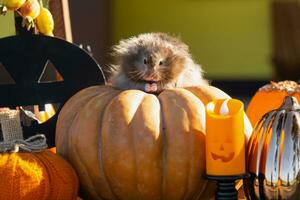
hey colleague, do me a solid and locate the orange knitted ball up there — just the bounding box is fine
[0,150,78,200]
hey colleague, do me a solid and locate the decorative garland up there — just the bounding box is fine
[0,0,54,36]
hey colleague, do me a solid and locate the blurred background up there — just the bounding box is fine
[0,0,299,99]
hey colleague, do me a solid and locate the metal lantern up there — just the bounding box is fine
[245,96,300,199]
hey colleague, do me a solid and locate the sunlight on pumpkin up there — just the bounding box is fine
[45,103,55,117]
[0,153,45,197]
[36,104,56,123]
[33,104,58,153]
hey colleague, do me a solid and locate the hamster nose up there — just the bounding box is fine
[148,64,155,69]
[145,73,159,81]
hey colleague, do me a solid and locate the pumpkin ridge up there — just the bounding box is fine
[95,90,123,200]
[157,92,167,200]
[257,112,277,174]
[133,93,164,199]
[159,89,185,199]
[247,113,267,164]
[186,89,210,200]
[185,113,193,200]
[103,90,147,199]
[68,113,99,199]
[178,89,206,199]
[104,89,167,199]
[160,88,216,200]
[185,87,212,105]
[185,91,212,200]
[185,85,230,105]
[56,86,112,159]
[131,93,150,199]
[55,86,103,159]
[88,90,121,199]
[72,90,120,200]
[158,88,206,199]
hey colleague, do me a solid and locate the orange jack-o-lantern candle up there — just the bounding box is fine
[206,99,246,176]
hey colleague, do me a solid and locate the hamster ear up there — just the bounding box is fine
[111,43,127,57]
[112,34,144,57]
[112,43,143,59]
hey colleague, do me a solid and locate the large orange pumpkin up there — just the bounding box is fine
[56,85,252,200]
[246,80,300,127]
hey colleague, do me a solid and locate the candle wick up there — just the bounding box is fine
[220,99,230,115]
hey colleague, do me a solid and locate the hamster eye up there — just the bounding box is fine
[143,58,148,64]
[159,60,163,66]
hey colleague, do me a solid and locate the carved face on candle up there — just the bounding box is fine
[210,140,235,162]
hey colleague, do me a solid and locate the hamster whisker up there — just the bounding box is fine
[128,70,145,80]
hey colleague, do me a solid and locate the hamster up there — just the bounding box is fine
[108,32,208,93]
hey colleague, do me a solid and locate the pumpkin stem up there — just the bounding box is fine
[280,96,300,110]
[259,81,299,95]
[0,109,48,152]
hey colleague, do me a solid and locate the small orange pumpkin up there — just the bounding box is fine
[56,85,252,200]
[246,80,300,127]
[0,110,79,200]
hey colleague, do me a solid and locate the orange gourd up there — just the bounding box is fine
[246,80,300,127]
[0,110,79,200]
[56,85,252,200]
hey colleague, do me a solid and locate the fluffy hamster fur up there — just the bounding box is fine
[108,32,207,93]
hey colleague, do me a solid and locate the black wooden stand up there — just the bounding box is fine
[206,174,249,200]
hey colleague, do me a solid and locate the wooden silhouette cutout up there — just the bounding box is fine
[38,60,64,83]
[0,35,105,147]
[0,62,16,85]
